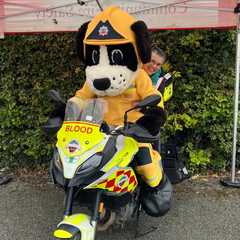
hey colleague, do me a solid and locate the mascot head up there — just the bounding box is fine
[76,6,151,96]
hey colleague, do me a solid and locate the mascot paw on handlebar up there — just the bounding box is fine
[70,5,172,218]
[137,105,167,136]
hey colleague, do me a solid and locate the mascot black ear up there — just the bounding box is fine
[131,21,151,64]
[76,21,90,62]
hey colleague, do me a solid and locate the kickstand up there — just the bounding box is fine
[134,205,158,238]
[133,188,158,238]
[135,226,158,239]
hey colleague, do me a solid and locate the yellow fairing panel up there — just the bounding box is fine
[56,121,105,157]
[102,136,138,172]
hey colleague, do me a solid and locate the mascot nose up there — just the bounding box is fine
[93,78,111,91]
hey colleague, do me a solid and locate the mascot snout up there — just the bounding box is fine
[93,78,111,90]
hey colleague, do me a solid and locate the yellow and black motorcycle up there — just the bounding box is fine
[47,91,160,240]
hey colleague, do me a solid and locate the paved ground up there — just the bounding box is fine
[0,174,240,240]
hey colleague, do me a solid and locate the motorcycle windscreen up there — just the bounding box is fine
[64,98,107,124]
[56,99,109,178]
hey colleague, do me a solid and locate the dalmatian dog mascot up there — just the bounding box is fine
[69,6,173,217]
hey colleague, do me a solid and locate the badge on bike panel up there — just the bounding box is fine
[67,140,81,153]
[117,175,128,188]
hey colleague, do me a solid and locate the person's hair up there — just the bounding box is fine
[151,46,167,62]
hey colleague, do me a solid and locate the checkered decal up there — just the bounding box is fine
[95,168,138,193]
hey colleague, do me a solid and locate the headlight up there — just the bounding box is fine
[76,153,102,175]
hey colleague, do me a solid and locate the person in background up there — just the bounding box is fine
[144,47,190,184]
[143,47,166,88]
[143,47,173,105]
[143,47,168,153]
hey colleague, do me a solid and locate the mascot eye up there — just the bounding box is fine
[92,50,99,65]
[111,49,123,64]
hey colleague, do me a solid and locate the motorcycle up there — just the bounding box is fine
[46,91,161,240]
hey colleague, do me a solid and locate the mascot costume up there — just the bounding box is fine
[69,6,173,217]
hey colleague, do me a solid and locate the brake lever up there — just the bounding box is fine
[109,128,123,136]
[100,121,126,136]
[100,121,110,134]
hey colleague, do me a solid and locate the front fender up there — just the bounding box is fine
[54,213,96,240]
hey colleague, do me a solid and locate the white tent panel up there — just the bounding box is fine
[0,0,236,35]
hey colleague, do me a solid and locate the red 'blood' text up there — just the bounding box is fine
[65,125,93,134]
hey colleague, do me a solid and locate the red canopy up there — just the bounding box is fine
[0,0,237,37]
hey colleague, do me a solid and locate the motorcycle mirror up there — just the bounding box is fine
[48,89,66,106]
[124,95,161,130]
[42,117,63,137]
[136,95,161,109]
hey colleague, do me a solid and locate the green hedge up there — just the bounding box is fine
[152,30,235,171]
[0,33,85,168]
[0,30,236,171]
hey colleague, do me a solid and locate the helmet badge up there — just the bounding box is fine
[98,25,109,36]
[87,21,124,40]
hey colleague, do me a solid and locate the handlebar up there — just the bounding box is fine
[100,122,159,143]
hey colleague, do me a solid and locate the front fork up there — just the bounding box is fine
[91,190,103,223]
[64,187,74,217]
[63,188,103,232]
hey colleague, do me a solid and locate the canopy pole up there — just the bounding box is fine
[220,3,240,188]
[231,14,240,182]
